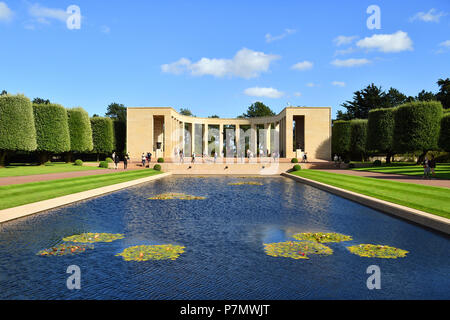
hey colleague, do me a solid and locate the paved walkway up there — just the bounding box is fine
[320,169,450,188]
[0,168,138,186]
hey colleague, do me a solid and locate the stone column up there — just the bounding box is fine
[191,122,196,156]
[264,123,271,156]
[219,123,224,157]
[203,123,208,156]
[250,123,257,155]
[235,124,240,160]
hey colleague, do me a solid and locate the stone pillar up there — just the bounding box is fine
[191,122,196,156]
[203,123,208,156]
[163,115,172,158]
[285,112,293,159]
[235,124,240,159]
[250,123,257,155]
[264,123,271,156]
[219,123,224,157]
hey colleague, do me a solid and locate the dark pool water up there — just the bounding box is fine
[0,176,449,300]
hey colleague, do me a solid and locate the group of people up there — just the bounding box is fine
[423,155,436,179]
[111,151,130,170]
[141,152,152,168]
[333,154,343,168]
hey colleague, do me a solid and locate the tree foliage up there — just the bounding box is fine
[367,108,396,161]
[393,101,443,154]
[436,78,450,109]
[67,107,93,152]
[113,120,126,154]
[350,119,368,160]
[33,103,71,156]
[91,117,114,154]
[33,97,51,105]
[105,102,127,122]
[179,108,194,116]
[439,114,450,151]
[0,94,37,165]
[241,102,275,118]
[331,120,351,157]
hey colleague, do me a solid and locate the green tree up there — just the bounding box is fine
[91,117,114,161]
[1,90,7,96]
[331,120,351,159]
[416,90,436,102]
[179,108,194,116]
[208,114,220,118]
[367,108,396,163]
[436,78,450,109]
[0,94,37,166]
[350,119,368,161]
[394,101,443,164]
[439,114,450,152]
[33,103,71,164]
[32,97,51,105]
[241,102,275,118]
[105,102,127,122]
[113,120,126,154]
[66,107,93,161]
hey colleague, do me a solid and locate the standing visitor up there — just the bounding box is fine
[114,154,120,169]
[112,151,115,163]
[429,155,436,178]
[214,151,217,163]
[303,153,308,163]
[192,152,195,163]
[123,153,129,170]
[334,154,338,167]
[148,152,152,164]
[141,153,146,167]
[423,157,430,179]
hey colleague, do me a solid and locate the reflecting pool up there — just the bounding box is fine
[0,176,448,299]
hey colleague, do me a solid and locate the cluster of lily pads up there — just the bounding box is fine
[264,232,408,260]
[37,232,186,262]
[115,244,185,261]
[148,193,206,200]
[228,181,264,186]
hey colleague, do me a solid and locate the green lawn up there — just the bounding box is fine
[291,169,450,219]
[0,169,161,210]
[0,162,104,178]
[352,163,450,179]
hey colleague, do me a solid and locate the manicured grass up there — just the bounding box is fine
[0,162,104,178]
[352,163,450,179]
[291,169,450,219]
[0,169,161,210]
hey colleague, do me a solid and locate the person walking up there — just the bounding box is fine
[334,154,338,167]
[123,153,129,170]
[423,156,430,179]
[114,154,120,169]
[141,153,146,167]
[191,152,196,163]
[429,155,436,178]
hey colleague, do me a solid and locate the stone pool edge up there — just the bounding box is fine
[0,172,172,224]
[281,172,450,235]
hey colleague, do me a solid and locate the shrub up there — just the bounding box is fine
[373,159,382,166]
[33,103,71,163]
[44,161,53,166]
[291,158,298,163]
[153,164,161,171]
[0,94,37,166]
[91,117,114,159]
[350,119,368,161]
[67,107,93,152]
[367,108,395,162]
[293,164,301,171]
[99,161,109,168]
[348,163,355,168]
[74,159,83,166]
[439,114,450,152]
[105,157,113,163]
[394,101,443,154]
[157,157,164,163]
[332,120,351,157]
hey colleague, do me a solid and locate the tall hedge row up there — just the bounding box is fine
[393,101,443,154]
[33,104,71,162]
[113,120,126,154]
[91,117,114,156]
[439,114,450,152]
[367,108,395,162]
[67,107,93,152]
[0,94,37,165]
[331,120,351,157]
[350,119,368,160]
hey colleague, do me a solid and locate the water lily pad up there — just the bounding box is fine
[263,241,333,260]
[148,193,206,200]
[37,243,94,256]
[63,233,124,243]
[292,232,352,243]
[116,244,185,261]
[228,181,264,185]
[347,244,408,258]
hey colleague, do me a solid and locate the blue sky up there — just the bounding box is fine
[0,0,449,119]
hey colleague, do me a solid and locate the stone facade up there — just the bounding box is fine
[126,106,331,161]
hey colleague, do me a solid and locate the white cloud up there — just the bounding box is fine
[334,47,356,56]
[294,92,302,97]
[332,81,346,87]
[0,2,13,22]
[333,35,358,46]
[28,3,70,24]
[291,60,313,71]
[244,87,284,98]
[306,82,319,87]
[440,40,450,47]
[410,9,447,23]
[161,48,280,79]
[356,31,413,53]
[265,28,296,43]
[101,25,110,34]
[331,58,371,67]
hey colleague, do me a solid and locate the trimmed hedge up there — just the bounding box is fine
[157,157,164,163]
[91,117,114,155]
[113,120,126,154]
[74,159,83,166]
[293,164,301,171]
[67,107,93,152]
[367,108,395,155]
[394,101,443,153]
[0,94,37,165]
[332,120,351,156]
[99,161,109,168]
[350,119,368,160]
[439,114,450,151]
[33,103,71,162]
[291,158,298,163]
[373,159,382,166]
[153,164,161,171]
